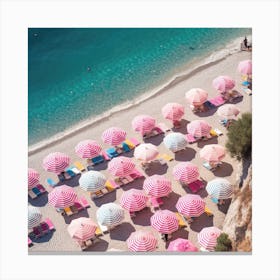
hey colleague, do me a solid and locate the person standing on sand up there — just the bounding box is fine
[243,36,248,48]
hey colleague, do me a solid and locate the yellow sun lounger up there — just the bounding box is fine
[74,161,86,172]
[205,206,213,216]
[210,129,218,137]
[175,212,188,228]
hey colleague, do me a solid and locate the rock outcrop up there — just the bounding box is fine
[223,163,252,252]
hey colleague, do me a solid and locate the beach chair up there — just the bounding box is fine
[45,218,55,231]
[33,226,43,239]
[106,147,119,159]
[64,207,73,216]
[188,180,204,193]
[213,128,223,136]
[36,184,46,194]
[73,201,84,211]
[123,139,135,149]
[203,162,214,171]
[210,129,218,137]
[92,155,104,165]
[74,161,86,172]
[105,179,120,189]
[175,212,188,228]
[95,227,103,237]
[69,166,81,175]
[211,197,219,204]
[129,137,141,146]
[32,186,41,196]
[58,173,66,182]
[63,171,71,180]
[129,169,144,180]
[80,196,90,208]
[65,168,76,178]
[47,178,57,188]
[28,189,37,199]
[205,206,213,216]
[122,142,131,152]
[97,222,109,234]
[40,221,50,233]
[186,134,196,144]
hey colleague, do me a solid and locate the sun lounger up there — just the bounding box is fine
[58,173,66,182]
[74,161,86,172]
[73,201,84,211]
[63,171,71,180]
[36,184,46,193]
[123,139,135,149]
[205,206,213,216]
[65,168,76,178]
[105,179,120,189]
[210,129,218,137]
[159,153,174,162]
[97,222,109,234]
[122,142,131,152]
[32,186,41,196]
[64,206,74,216]
[33,227,43,238]
[129,137,141,146]
[92,155,104,165]
[47,178,57,188]
[69,166,81,175]
[242,87,252,95]
[188,180,204,193]
[213,128,223,136]
[186,133,196,144]
[80,196,90,208]
[95,227,103,237]
[208,95,226,106]
[28,237,33,247]
[211,197,219,204]
[106,147,119,159]
[28,189,37,199]
[45,218,55,231]
[203,162,214,171]
[70,204,79,214]
[40,221,50,233]
[175,212,188,228]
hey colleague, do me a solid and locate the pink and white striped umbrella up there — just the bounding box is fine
[176,194,205,217]
[108,156,135,177]
[167,238,198,252]
[161,103,185,121]
[120,189,148,212]
[185,88,208,106]
[28,168,40,189]
[212,75,235,93]
[200,144,226,163]
[42,152,70,174]
[150,210,179,234]
[238,59,252,75]
[198,226,222,251]
[48,185,78,209]
[172,162,200,184]
[67,217,97,242]
[127,230,158,252]
[75,139,102,159]
[187,120,212,138]
[217,104,240,120]
[143,175,172,198]
[134,143,159,162]
[132,115,156,136]
[102,127,126,146]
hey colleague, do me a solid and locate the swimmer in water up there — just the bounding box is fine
[87,66,91,72]
[189,46,195,50]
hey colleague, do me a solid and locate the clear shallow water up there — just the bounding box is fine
[28,28,250,145]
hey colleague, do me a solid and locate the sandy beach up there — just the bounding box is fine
[28,50,252,253]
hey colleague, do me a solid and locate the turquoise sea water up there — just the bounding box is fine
[28,28,250,146]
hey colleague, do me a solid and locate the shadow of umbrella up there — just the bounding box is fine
[145,161,168,176]
[122,178,145,191]
[86,239,109,252]
[195,107,218,118]
[174,147,196,161]
[28,193,48,207]
[56,174,81,187]
[189,213,214,233]
[144,134,164,146]
[29,230,55,243]
[109,222,136,241]
[217,198,232,214]
[90,161,108,171]
[93,191,117,207]
[197,137,218,149]
[131,207,154,226]
[160,192,181,212]
[171,119,190,134]
[212,162,233,177]
[165,228,190,249]
[63,209,90,224]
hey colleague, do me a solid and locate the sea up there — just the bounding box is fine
[28,28,251,148]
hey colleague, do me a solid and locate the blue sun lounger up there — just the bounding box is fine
[122,142,131,152]
[47,178,56,187]
[92,155,104,165]
[106,148,119,159]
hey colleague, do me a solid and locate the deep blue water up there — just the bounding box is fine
[28,28,250,145]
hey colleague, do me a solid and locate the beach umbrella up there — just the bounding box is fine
[217,104,240,120]
[172,162,200,184]
[28,206,42,229]
[102,127,126,146]
[163,132,187,152]
[42,152,70,174]
[132,115,156,136]
[161,103,185,121]
[206,178,233,199]
[199,144,226,163]
[167,238,198,252]
[127,231,158,252]
[96,203,125,227]
[212,75,235,93]
[187,120,212,138]
[143,175,172,198]
[108,156,135,177]
[48,185,78,208]
[185,88,208,106]
[67,217,97,242]
[120,189,148,212]
[134,143,159,162]
[176,194,205,217]
[238,59,252,75]
[79,170,106,192]
[28,168,40,189]
[150,210,179,234]
[75,139,102,159]
[198,226,222,251]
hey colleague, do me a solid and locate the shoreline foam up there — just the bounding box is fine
[28,35,250,155]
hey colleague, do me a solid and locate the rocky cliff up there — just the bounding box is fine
[223,162,252,252]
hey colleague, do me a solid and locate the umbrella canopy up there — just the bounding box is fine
[67,217,97,242]
[143,175,172,198]
[199,144,226,163]
[127,230,158,252]
[28,168,40,189]
[150,210,179,234]
[102,127,126,146]
[238,59,252,75]
[187,120,212,138]
[42,152,70,174]
[96,203,125,227]
[161,103,185,121]
[79,171,106,192]
[198,226,222,251]
[28,206,42,229]
[120,189,148,212]
[172,162,200,184]
[217,104,240,120]
[134,143,159,162]
[206,178,233,199]
[108,156,135,177]
[163,132,187,152]
[167,238,198,252]
[212,75,235,93]
[75,139,102,159]
[176,194,205,217]
[48,185,78,208]
[185,88,208,106]
[132,115,156,136]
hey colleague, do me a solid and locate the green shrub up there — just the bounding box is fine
[215,233,233,252]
